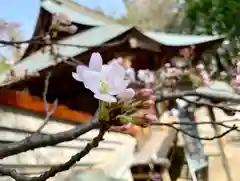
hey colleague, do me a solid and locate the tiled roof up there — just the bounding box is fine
[41,0,115,26]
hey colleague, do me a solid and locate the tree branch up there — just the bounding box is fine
[156,90,240,102]
[0,37,128,48]
[151,121,238,140]
[0,110,99,159]
[0,120,108,181]
[33,72,58,135]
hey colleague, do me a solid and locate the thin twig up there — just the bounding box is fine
[181,97,240,112]
[34,73,58,135]
[164,123,237,140]
[156,90,240,103]
[32,123,108,181]
[0,37,128,48]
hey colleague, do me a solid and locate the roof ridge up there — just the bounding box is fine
[52,0,117,24]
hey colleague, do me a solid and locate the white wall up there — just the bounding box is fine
[0,105,136,181]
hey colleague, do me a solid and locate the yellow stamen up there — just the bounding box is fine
[100,80,109,93]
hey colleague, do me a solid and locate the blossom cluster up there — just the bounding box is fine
[72,53,157,128]
[108,57,156,87]
[235,61,240,92]
[157,60,212,90]
[196,64,211,86]
[50,13,78,34]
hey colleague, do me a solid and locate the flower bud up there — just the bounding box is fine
[141,100,155,109]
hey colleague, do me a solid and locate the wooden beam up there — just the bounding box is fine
[207,107,233,181]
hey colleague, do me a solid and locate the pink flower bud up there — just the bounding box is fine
[141,100,155,108]
[139,88,153,95]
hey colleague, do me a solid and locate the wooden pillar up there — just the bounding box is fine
[162,169,172,181]
[207,107,233,181]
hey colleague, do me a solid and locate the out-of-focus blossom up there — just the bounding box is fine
[164,63,171,68]
[108,57,123,65]
[0,20,20,40]
[0,20,22,65]
[125,67,136,82]
[196,64,211,86]
[237,61,240,73]
[236,75,240,92]
[179,46,195,59]
[171,57,188,68]
[51,13,78,34]
[137,69,155,84]
[117,88,135,102]
[52,13,71,25]
[235,62,240,92]
[196,64,204,70]
[164,66,183,79]
[67,25,78,34]
[108,57,136,82]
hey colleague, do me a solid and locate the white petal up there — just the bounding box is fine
[117,88,135,101]
[89,52,103,72]
[109,79,130,95]
[72,65,87,82]
[94,93,117,103]
[106,65,128,95]
[125,68,136,82]
[108,63,125,82]
[82,70,105,93]
[76,65,87,74]
[101,64,112,74]
[137,70,146,81]
[72,72,83,82]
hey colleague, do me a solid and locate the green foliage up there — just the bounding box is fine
[183,0,240,38]
[119,0,178,31]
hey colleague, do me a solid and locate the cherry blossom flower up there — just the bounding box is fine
[125,67,136,82]
[137,69,155,84]
[171,57,187,68]
[82,64,133,102]
[51,13,78,34]
[73,52,135,103]
[68,25,78,34]
[237,61,240,73]
[235,75,240,92]
[52,13,71,25]
[196,64,211,86]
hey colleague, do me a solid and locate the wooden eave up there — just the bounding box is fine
[0,89,92,123]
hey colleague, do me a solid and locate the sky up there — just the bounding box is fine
[0,0,127,39]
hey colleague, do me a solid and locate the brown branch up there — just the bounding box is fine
[34,73,58,135]
[181,97,240,112]
[0,121,108,181]
[0,37,128,48]
[0,35,44,46]
[32,123,108,181]
[0,167,28,181]
[0,109,100,159]
[156,90,240,103]
[151,122,238,140]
